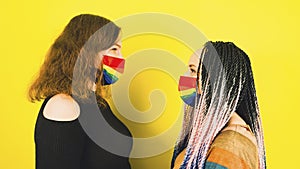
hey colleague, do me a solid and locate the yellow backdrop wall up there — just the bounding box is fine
[0,0,299,168]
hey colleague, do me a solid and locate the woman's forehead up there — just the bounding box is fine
[188,48,203,67]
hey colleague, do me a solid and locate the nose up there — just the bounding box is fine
[118,50,123,58]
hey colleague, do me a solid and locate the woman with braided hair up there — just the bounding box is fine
[172,41,266,169]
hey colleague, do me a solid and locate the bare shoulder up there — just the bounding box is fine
[43,94,80,121]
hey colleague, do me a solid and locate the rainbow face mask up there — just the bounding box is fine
[178,75,197,107]
[102,55,125,85]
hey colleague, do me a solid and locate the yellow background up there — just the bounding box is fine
[1,0,299,168]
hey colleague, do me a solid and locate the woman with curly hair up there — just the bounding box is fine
[28,14,132,169]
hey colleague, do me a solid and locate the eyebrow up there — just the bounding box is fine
[114,43,122,48]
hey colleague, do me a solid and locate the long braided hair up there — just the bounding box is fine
[177,41,266,168]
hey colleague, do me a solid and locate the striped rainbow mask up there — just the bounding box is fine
[178,75,197,107]
[102,55,125,85]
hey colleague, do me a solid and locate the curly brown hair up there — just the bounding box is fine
[28,14,121,103]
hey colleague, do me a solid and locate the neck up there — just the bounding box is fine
[227,112,247,126]
[223,112,257,145]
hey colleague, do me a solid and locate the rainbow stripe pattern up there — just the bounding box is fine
[102,55,125,85]
[178,75,197,107]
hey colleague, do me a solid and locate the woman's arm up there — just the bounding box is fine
[35,94,84,169]
[35,118,85,169]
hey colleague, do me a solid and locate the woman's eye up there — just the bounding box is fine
[111,48,118,51]
[190,69,196,73]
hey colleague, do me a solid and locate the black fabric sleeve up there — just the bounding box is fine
[35,117,86,169]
